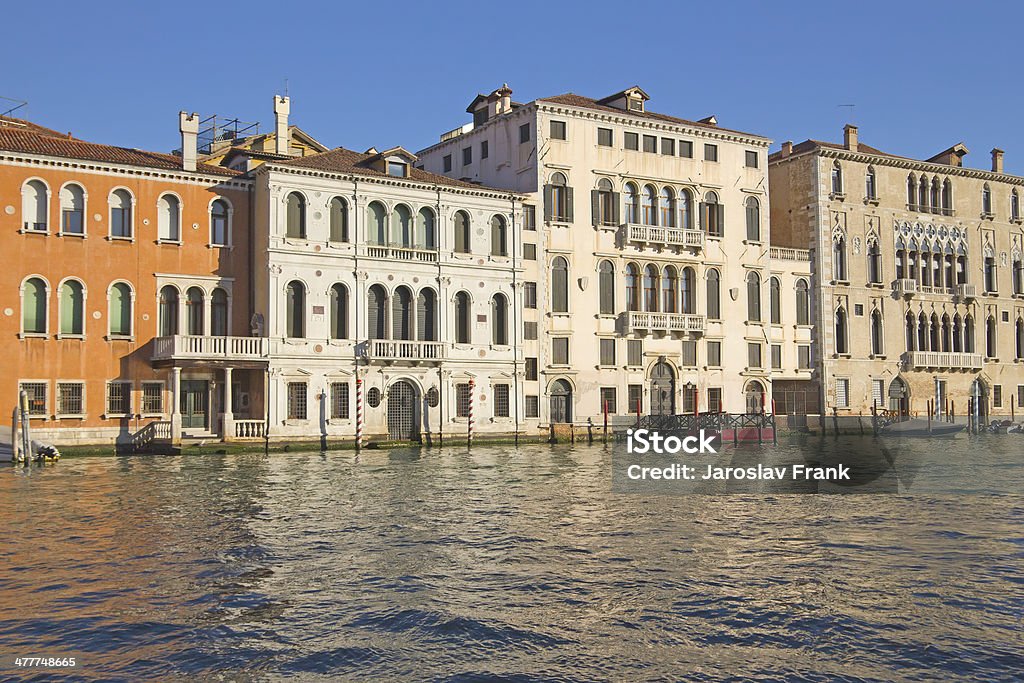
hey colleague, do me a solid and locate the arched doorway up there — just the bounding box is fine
[744,380,766,414]
[888,377,909,417]
[387,380,420,441]
[970,378,989,424]
[549,379,572,424]
[650,362,675,415]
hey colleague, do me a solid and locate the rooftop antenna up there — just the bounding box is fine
[838,103,856,119]
[1,96,28,118]
[284,78,289,98]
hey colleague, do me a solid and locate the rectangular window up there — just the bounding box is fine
[462,146,472,165]
[523,243,537,260]
[872,379,884,408]
[854,303,864,317]
[994,384,1003,408]
[524,282,537,308]
[523,205,536,230]
[835,378,850,408]
[287,382,307,420]
[661,138,675,156]
[443,155,452,172]
[745,150,759,168]
[57,381,84,416]
[747,342,763,369]
[627,339,642,367]
[798,345,812,369]
[141,382,163,414]
[519,123,531,144]
[707,341,722,367]
[682,340,697,367]
[628,384,643,414]
[704,143,719,162]
[597,128,613,147]
[771,344,782,369]
[106,381,131,416]
[331,382,350,419]
[20,381,48,417]
[550,120,567,140]
[642,135,657,153]
[552,337,569,365]
[600,387,617,414]
[525,357,538,381]
[456,383,472,417]
[708,387,723,413]
[679,140,693,158]
[481,140,489,159]
[524,321,538,340]
[525,395,539,418]
[494,384,510,418]
[1018,385,1024,407]
[624,132,639,151]
[682,385,697,414]
[599,338,615,366]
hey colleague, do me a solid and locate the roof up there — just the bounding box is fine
[275,146,514,192]
[0,115,68,138]
[537,92,768,140]
[0,127,240,177]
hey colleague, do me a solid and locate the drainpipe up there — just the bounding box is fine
[510,193,520,445]
[436,184,444,448]
[353,176,362,445]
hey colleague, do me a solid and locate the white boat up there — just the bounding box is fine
[881,419,965,438]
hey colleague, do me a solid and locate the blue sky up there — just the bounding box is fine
[4,1,1020,172]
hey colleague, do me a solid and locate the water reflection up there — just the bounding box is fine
[0,436,1022,681]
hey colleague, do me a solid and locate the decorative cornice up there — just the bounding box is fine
[263,164,523,201]
[0,152,251,189]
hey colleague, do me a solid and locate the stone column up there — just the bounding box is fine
[222,366,234,442]
[170,367,182,444]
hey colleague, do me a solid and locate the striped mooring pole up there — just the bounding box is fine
[467,378,475,448]
[355,377,364,451]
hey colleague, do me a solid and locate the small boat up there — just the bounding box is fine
[881,418,964,438]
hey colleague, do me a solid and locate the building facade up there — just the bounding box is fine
[417,85,774,423]
[770,125,1024,419]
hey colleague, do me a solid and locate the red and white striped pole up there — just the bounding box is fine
[467,378,475,448]
[355,377,364,451]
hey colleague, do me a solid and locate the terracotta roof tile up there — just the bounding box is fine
[0,115,68,138]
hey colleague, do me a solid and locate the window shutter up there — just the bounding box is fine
[565,187,574,222]
[543,185,553,222]
[612,192,620,224]
[417,292,428,341]
[716,204,725,234]
[367,289,380,340]
[698,202,706,230]
[591,190,601,226]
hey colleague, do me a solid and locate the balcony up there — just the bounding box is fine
[905,351,983,370]
[152,335,268,362]
[957,283,977,300]
[365,245,439,262]
[622,224,704,251]
[893,278,919,298]
[769,246,812,261]
[364,339,445,364]
[622,311,706,335]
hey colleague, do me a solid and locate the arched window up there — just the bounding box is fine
[393,205,413,248]
[22,179,48,232]
[490,215,508,256]
[920,242,932,287]
[548,172,572,221]
[942,179,952,213]
[625,263,640,312]
[867,238,882,284]
[210,198,230,246]
[1013,190,1021,222]
[982,184,993,216]
[905,312,916,351]
[367,284,386,340]
[956,245,968,285]
[745,196,760,241]
[110,189,133,238]
[455,291,471,344]
[330,284,348,339]
[703,192,723,237]
[833,233,847,281]
[918,176,929,210]
[895,237,907,280]
[769,276,781,324]
[186,287,204,335]
[929,313,940,352]
[285,280,305,338]
[108,282,133,337]
[659,187,675,227]
[392,286,413,340]
[746,271,761,322]
[678,189,693,229]
[417,289,437,341]
[1016,317,1024,360]
[211,288,228,336]
[931,177,941,213]
[417,207,436,249]
[367,201,387,245]
[917,312,928,352]
[598,260,615,315]
[624,182,639,224]
[932,248,943,289]
[745,380,766,414]
[865,166,877,200]
[330,197,349,242]
[595,178,617,226]
[1012,253,1023,295]
[22,277,47,334]
[642,184,657,225]
[454,210,471,253]
[831,161,843,195]
[795,279,809,325]
[984,248,997,293]
[552,256,569,313]
[158,285,179,336]
[286,192,306,238]
[986,316,997,358]
[940,314,951,352]
[871,309,884,355]
[964,314,975,353]
[835,308,849,354]
[681,267,696,314]
[59,279,84,336]
[663,266,678,313]
[157,194,181,242]
[60,183,84,235]
[907,174,917,207]
[953,314,963,352]
[643,264,659,312]
[492,293,509,345]
[706,268,721,319]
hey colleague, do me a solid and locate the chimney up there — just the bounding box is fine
[497,83,512,114]
[274,95,291,156]
[179,111,199,172]
[781,141,793,158]
[843,124,858,152]
[992,148,1004,174]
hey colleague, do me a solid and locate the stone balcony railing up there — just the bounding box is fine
[905,351,983,370]
[957,283,977,300]
[365,339,446,363]
[622,224,704,250]
[622,311,706,335]
[769,246,812,261]
[364,245,439,262]
[894,278,919,298]
[152,335,268,362]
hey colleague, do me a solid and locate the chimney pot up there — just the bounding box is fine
[992,148,1004,174]
[843,124,858,152]
[274,95,291,156]
[179,111,199,172]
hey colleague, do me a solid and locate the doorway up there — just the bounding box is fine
[387,380,419,440]
[650,362,675,415]
[180,380,209,430]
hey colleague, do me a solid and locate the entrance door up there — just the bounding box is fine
[971,378,989,424]
[888,377,909,417]
[549,379,572,424]
[387,380,419,440]
[650,362,675,416]
[181,380,209,429]
[745,380,765,414]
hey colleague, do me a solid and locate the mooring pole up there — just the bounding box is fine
[603,400,608,444]
[20,390,31,463]
[927,400,932,435]
[772,399,778,445]
[355,377,363,452]
[635,398,641,428]
[467,378,475,449]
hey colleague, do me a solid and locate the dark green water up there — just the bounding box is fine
[1,435,1022,681]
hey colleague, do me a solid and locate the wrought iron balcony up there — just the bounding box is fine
[622,311,705,335]
[905,351,983,370]
[893,278,919,298]
[152,335,268,362]
[622,223,704,250]
[365,339,445,363]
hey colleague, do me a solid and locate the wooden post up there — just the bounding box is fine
[587,418,593,444]
[20,390,31,463]
[927,400,932,434]
[771,399,778,445]
[355,377,363,452]
[635,398,641,427]
[872,401,878,436]
[11,407,19,463]
[603,399,609,444]
[951,400,955,425]
[467,379,475,448]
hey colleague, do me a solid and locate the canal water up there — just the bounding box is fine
[1,435,1022,681]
